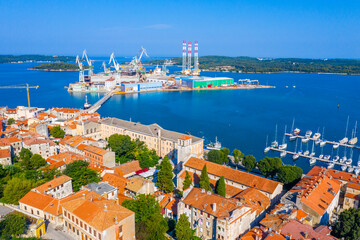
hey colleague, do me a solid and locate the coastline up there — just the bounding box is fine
[28,68,78,72]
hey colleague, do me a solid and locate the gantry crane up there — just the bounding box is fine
[0,84,39,107]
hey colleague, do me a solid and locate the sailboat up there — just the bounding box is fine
[293,138,299,160]
[346,149,353,165]
[320,127,326,147]
[313,127,321,140]
[349,121,358,145]
[309,158,316,165]
[289,119,297,141]
[341,165,347,172]
[310,140,315,157]
[304,142,310,156]
[279,126,288,150]
[280,150,287,158]
[339,116,350,145]
[271,125,279,148]
[264,135,270,153]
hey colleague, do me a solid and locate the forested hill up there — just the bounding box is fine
[31,62,80,71]
[0,55,75,64]
[148,56,360,74]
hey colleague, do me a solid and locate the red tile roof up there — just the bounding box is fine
[115,161,142,177]
[35,175,72,194]
[0,149,11,158]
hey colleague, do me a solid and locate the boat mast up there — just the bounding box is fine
[345,116,350,138]
[282,125,287,144]
[291,118,295,132]
[265,135,268,147]
[274,124,278,142]
[294,138,298,152]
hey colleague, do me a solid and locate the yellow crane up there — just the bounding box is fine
[0,84,39,107]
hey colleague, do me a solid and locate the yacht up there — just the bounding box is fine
[315,139,321,145]
[305,130,313,138]
[346,158,352,165]
[328,162,335,169]
[271,141,279,148]
[324,155,331,160]
[309,158,316,165]
[264,146,270,153]
[302,138,310,144]
[83,95,92,109]
[280,151,287,158]
[313,133,321,140]
[340,137,348,145]
[320,140,326,147]
[264,135,270,153]
[293,153,300,160]
[349,137,358,145]
[333,156,340,162]
[319,154,324,159]
[293,128,301,135]
[333,143,340,149]
[341,156,347,163]
[289,135,297,141]
[279,144,287,150]
[341,165,347,172]
[206,137,222,150]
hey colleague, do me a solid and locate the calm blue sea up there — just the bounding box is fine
[1,60,360,173]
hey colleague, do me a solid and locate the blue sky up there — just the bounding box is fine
[0,0,359,58]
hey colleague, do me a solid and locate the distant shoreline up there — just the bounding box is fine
[28,68,78,72]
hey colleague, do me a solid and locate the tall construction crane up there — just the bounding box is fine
[0,84,39,107]
[82,50,93,76]
[76,55,85,83]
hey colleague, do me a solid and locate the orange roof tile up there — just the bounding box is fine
[233,187,271,215]
[47,152,84,164]
[84,145,109,156]
[296,209,308,221]
[61,191,134,231]
[52,108,80,113]
[184,157,281,194]
[101,173,129,192]
[0,149,11,158]
[347,182,360,191]
[178,135,192,140]
[182,188,242,219]
[344,192,360,200]
[47,161,66,170]
[114,161,142,177]
[309,166,360,185]
[35,175,72,194]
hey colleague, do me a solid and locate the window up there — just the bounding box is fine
[37,210,39,215]
[24,206,27,210]
[85,224,87,231]
[81,222,83,228]
[98,233,101,240]
[89,227,92,234]
[65,221,67,227]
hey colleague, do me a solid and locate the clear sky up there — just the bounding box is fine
[0,0,359,58]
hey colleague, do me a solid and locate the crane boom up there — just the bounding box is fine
[0,84,39,107]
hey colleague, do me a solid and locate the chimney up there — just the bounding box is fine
[201,189,205,193]
[212,203,216,212]
[82,193,86,199]
[207,191,211,195]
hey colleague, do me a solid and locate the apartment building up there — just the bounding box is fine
[33,175,73,199]
[49,108,81,120]
[59,135,103,155]
[100,117,204,159]
[4,106,45,120]
[84,145,115,168]
[286,167,341,225]
[178,157,283,202]
[83,182,118,200]
[29,122,49,137]
[0,136,22,156]
[178,187,264,240]
[23,138,58,158]
[62,192,135,240]
[0,148,11,165]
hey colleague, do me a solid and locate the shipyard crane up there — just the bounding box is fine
[109,53,121,72]
[0,84,39,107]
[76,55,85,83]
[129,47,149,71]
[102,61,110,74]
[82,50,93,76]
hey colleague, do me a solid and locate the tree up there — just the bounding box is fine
[175,214,195,240]
[29,154,46,169]
[0,213,26,237]
[107,134,136,162]
[50,125,65,138]
[257,157,282,178]
[138,149,159,169]
[1,178,35,204]
[64,160,100,191]
[332,208,360,240]
[242,155,257,172]
[199,165,212,192]
[207,150,223,164]
[183,171,192,190]
[19,148,32,161]
[232,149,244,164]
[7,118,15,125]
[277,165,303,188]
[122,194,167,240]
[156,157,174,193]
[215,176,226,197]
[219,148,230,164]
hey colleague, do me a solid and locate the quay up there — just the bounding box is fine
[284,133,360,150]
[270,147,358,168]
[86,90,115,113]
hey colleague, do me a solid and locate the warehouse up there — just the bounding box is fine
[121,82,163,92]
[175,76,234,88]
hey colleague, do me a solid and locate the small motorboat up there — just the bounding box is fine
[341,165,347,172]
[309,158,316,165]
[320,140,326,147]
[304,150,310,156]
[293,128,301,135]
[347,166,354,173]
[333,156,340,162]
[315,139,321,145]
[280,151,287,158]
[319,154,324,159]
[302,138,310,143]
[333,143,340,149]
[324,155,331,160]
[355,168,360,175]
[293,153,300,160]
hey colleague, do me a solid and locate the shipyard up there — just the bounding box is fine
[67,42,273,98]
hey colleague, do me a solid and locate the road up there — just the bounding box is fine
[43,223,75,240]
[0,205,13,217]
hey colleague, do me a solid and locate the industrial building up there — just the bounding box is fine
[175,76,234,88]
[120,82,163,93]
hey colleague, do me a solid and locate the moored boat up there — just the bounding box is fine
[280,151,287,157]
[313,133,321,140]
[302,138,310,143]
[304,150,309,156]
[319,154,324,159]
[349,137,358,145]
[348,166,354,173]
[340,137,348,145]
[333,143,339,149]
[305,130,312,138]
[324,155,331,160]
[293,153,299,160]
[206,137,222,150]
[341,165,347,171]
[293,128,300,135]
[309,158,316,165]
[328,162,335,169]
[333,156,340,162]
